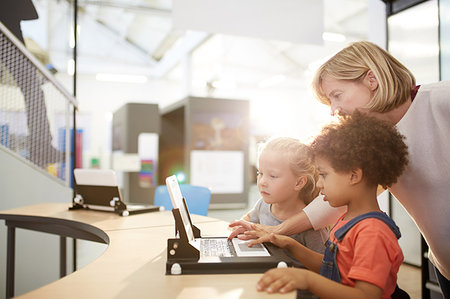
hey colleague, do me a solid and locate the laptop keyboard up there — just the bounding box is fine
[200,239,237,257]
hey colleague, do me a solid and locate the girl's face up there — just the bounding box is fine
[257,150,302,205]
[315,157,351,208]
[321,73,375,116]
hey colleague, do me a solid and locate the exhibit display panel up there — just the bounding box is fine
[112,103,160,204]
[159,97,249,208]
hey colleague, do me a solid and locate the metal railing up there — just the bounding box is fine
[0,22,77,185]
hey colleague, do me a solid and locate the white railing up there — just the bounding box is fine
[0,22,78,186]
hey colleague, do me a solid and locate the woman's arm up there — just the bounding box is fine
[240,212,314,246]
[229,196,344,243]
[302,195,346,230]
[227,210,313,241]
[243,196,344,246]
[273,210,312,235]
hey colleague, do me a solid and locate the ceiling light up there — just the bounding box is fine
[67,59,75,76]
[69,25,81,49]
[211,80,236,89]
[308,55,333,72]
[322,32,346,42]
[258,74,286,88]
[95,73,148,83]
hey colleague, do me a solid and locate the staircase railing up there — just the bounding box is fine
[0,22,78,186]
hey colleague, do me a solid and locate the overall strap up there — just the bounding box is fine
[334,211,401,241]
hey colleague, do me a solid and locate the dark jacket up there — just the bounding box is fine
[0,0,38,43]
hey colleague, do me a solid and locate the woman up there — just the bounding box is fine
[229,41,450,297]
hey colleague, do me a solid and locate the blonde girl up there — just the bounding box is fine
[239,137,328,254]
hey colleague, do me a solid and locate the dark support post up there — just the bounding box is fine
[73,238,77,272]
[421,236,430,299]
[60,236,67,278]
[72,0,78,273]
[6,225,16,299]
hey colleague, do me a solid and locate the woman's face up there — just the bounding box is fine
[321,74,375,116]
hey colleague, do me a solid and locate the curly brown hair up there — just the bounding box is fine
[310,111,409,189]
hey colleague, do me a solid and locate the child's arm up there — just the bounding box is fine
[268,234,323,273]
[257,268,382,299]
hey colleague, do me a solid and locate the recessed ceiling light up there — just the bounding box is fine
[95,73,148,83]
[322,32,346,42]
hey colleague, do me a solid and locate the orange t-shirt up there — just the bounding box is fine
[330,215,404,298]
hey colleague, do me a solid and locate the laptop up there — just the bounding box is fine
[165,175,294,274]
[73,168,160,216]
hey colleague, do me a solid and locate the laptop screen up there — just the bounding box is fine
[166,175,195,242]
[73,168,121,211]
[74,168,118,186]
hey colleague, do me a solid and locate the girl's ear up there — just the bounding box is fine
[349,168,363,185]
[364,70,378,91]
[295,176,307,191]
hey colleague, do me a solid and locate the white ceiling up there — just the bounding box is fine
[26,0,371,91]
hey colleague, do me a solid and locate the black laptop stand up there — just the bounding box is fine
[70,185,129,214]
[166,197,295,275]
[70,185,160,216]
[167,207,200,261]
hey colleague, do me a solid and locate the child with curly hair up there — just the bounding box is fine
[256,112,409,299]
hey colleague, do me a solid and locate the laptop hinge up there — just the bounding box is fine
[181,197,201,238]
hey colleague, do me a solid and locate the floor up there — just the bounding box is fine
[398,264,421,299]
[208,185,423,299]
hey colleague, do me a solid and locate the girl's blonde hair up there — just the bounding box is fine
[312,41,416,113]
[258,137,319,204]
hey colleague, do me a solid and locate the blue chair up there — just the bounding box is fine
[153,184,211,216]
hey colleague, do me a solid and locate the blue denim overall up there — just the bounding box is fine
[319,211,401,283]
[318,211,410,298]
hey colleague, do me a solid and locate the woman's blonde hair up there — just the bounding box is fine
[258,137,319,204]
[312,41,416,113]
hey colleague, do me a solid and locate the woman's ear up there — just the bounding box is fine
[295,176,307,191]
[349,168,363,185]
[364,70,378,91]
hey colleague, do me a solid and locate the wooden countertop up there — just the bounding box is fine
[0,203,295,299]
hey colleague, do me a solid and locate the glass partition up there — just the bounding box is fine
[441,0,450,80]
[388,0,439,84]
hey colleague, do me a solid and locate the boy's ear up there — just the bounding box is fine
[295,176,307,191]
[364,70,378,91]
[349,168,363,185]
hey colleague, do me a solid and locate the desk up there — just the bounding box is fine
[0,203,294,298]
